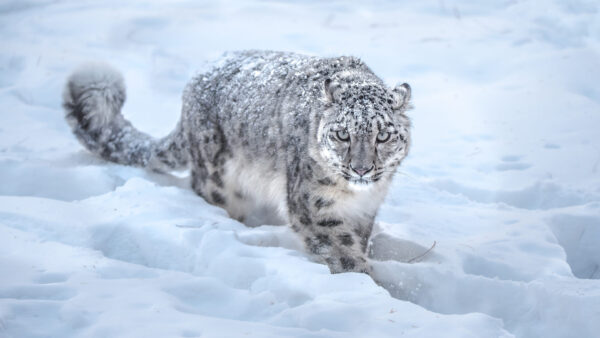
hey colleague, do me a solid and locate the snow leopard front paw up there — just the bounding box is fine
[326,255,371,274]
[302,228,373,274]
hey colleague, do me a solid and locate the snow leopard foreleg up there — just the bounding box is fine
[287,160,372,274]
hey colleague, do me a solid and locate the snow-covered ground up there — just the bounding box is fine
[1,0,599,337]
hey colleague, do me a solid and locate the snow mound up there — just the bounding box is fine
[0,178,512,337]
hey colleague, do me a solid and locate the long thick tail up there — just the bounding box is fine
[63,63,189,171]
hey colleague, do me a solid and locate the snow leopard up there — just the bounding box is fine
[63,50,412,274]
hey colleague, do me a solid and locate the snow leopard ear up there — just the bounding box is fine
[392,83,411,110]
[323,78,341,104]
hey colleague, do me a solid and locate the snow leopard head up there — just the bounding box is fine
[317,72,411,189]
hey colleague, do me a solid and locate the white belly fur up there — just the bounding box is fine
[222,155,288,226]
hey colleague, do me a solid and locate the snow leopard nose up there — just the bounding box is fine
[350,164,374,177]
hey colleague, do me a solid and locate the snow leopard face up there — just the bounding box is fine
[318,76,411,188]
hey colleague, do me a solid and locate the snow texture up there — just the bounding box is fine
[1,0,599,337]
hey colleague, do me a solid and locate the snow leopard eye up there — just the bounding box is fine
[376,131,390,143]
[336,129,350,142]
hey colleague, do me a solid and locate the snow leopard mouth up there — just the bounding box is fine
[342,172,384,186]
[342,174,374,185]
[350,178,372,184]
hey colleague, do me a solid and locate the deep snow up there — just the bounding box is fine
[1,0,599,337]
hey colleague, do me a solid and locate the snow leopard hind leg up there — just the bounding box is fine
[186,122,241,220]
[182,82,253,224]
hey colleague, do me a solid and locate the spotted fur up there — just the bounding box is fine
[62,50,412,274]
